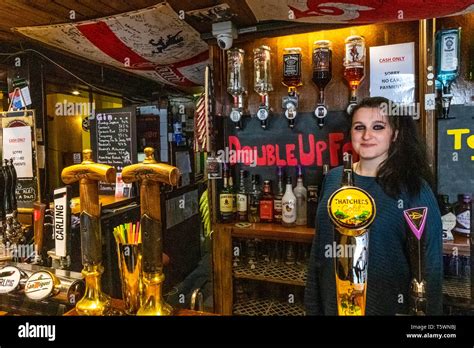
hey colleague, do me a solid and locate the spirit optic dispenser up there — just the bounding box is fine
[435,28,461,118]
[282,47,302,129]
[343,35,366,115]
[312,40,333,128]
[327,154,375,315]
[227,48,247,129]
[254,45,273,129]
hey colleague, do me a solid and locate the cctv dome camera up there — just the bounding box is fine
[217,34,233,50]
[212,21,237,51]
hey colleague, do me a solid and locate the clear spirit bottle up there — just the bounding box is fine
[294,166,307,226]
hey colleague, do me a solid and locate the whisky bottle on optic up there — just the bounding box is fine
[343,35,366,114]
[282,176,296,227]
[312,40,333,128]
[282,47,302,129]
[237,170,248,222]
[248,175,261,223]
[273,167,284,223]
[219,167,234,223]
[259,180,274,223]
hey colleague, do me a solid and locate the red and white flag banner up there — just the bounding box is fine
[246,0,474,24]
[14,2,209,88]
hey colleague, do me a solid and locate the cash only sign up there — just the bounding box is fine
[327,159,376,316]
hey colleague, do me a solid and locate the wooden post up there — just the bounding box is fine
[418,19,437,184]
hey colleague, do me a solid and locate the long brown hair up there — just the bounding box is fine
[350,97,434,198]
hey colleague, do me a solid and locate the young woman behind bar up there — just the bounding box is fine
[305,97,443,315]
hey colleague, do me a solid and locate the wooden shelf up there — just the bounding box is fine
[213,222,314,315]
[443,239,470,257]
[233,298,305,316]
[233,262,307,286]
[217,222,315,243]
[443,277,471,302]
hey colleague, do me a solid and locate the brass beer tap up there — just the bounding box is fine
[122,147,180,316]
[327,154,376,315]
[61,149,116,315]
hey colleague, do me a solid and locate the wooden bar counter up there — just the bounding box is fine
[64,298,217,316]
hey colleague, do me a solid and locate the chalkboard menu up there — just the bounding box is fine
[90,107,137,194]
[437,105,474,202]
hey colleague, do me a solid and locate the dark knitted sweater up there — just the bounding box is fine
[304,166,443,315]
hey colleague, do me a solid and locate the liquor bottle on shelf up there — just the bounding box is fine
[312,40,333,128]
[317,164,330,201]
[452,194,471,241]
[232,238,243,267]
[219,166,234,223]
[248,175,261,223]
[341,155,354,187]
[270,240,282,264]
[343,35,366,115]
[294,166,307,226]
[256,239,270,263]
[228,170,237,217]
[254,45,273,129]
[437,194,456,241]
[246,239,257,270]
[282,176,296,227]
[307,184,318,228]
[285,242,296,265]
[227,48,247,129]
[259,180,274,223]
[237,170,248,222]
[282,47,302,129]
[297,243,311,266]
[273,167,284,224]
[435,28,461,119]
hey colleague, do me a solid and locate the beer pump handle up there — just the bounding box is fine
[122,147,179,276]
[9,159,17,211]
[122,147,180,221]
[411,279,427,316]
[2,163,12,214]
[33,202,46,262]
[61,149,115,267]
[0,169,5,221]
[61,149,116,218]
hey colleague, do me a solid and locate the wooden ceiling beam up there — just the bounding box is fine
[2,2,64,24]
